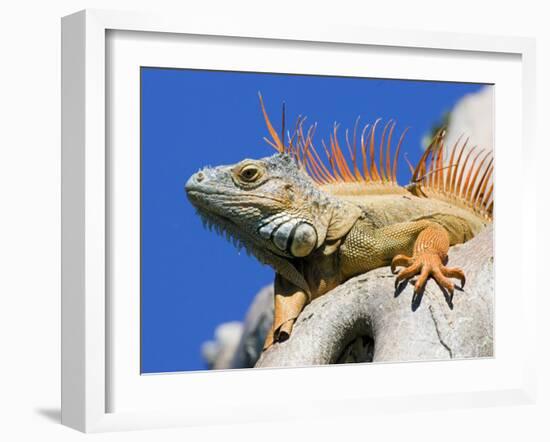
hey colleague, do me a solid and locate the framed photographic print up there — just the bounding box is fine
[61,9,537,432]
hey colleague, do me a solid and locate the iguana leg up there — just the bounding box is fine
[263,273,308,350]
[391,224,465,295]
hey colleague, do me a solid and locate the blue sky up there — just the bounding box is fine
[140,67,486,373]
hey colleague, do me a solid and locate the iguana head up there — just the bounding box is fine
[185,153,362,291]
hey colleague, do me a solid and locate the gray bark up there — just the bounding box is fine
[201,286,274,370]
[255,225,494,368]
[229,285,274,368]
[201,321,244,370]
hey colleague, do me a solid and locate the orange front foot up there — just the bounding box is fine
[391,252,465,298]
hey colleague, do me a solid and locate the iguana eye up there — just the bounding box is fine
[239,165,261,182]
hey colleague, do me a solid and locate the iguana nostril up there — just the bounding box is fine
[185,171,206,193]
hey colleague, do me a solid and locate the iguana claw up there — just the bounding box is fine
[391,252,465,296]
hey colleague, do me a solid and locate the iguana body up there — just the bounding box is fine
[185,98,493,350]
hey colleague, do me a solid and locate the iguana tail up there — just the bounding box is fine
[259,94,493,221]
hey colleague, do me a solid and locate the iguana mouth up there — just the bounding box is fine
[186,189,236,198]
[185,189,219,204]
[186,190,232,218]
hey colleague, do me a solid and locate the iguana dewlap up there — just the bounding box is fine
[185,99,493,350]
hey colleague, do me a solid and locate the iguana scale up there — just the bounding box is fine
[185,96,493,350]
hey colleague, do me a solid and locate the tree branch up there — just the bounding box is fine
[256,226,493,368]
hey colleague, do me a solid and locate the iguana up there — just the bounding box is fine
[185,96,493,350]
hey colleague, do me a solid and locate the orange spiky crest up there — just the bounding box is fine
[258,94,493,220]
[258,93,408,188]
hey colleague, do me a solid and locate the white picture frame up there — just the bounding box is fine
[61,9,537,433]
